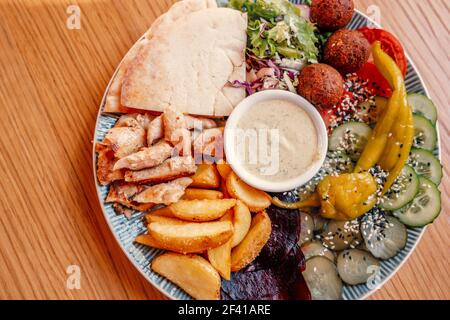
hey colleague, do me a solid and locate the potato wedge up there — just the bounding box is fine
[146,214,187,226]
[216,160,232,179]
[220,178,231,199]
[169,199,236,222]
[190,164,220,189]
[231,200,252,248]
[151,252,221,300]
[181,188,223,200]
[148,220,233,254]
[207,211,233,280]
[135,234,203,253]
[146,206,175,219]
[207,239,232,280]
[135,234,165,249]
[226,172,271,212]
[230,211,272,272]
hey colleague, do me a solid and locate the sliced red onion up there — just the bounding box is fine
[297,5,311,20]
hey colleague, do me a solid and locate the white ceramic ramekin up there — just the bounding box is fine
[224,90,328,193]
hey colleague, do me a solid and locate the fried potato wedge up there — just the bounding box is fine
[135,234,202,253]
[135,234,166,250]
[207,238,232,280]
[169,199,236,222]
[146,206,175,218]
[151,252,221,300]
[216,160,232,179]
[220,178,231,199]
[226,172,271,212]
[146,214,187,226]
[207,211,233,280]
[230,200,252,248]
[181,188,224,200]
[190,164,220,189]
[148,220,233,254]
[230,211,272,272]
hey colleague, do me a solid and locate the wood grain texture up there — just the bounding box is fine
[0,0,448,300]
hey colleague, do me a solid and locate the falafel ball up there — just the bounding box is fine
[310,0,354,30]
[297,63,344,109]
[323,29,371,74]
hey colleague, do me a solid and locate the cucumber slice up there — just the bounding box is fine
[301,241,335,263]
[393,177,441,227]
[361,215,407,260]
[408,94,437,125]
[329,122,372,161]
[380,165,419,211]
[337,249,380,285]
[408,148,443,185]
[319,220,362,251]
[322,151,354,175]
[298,212,315,246]
[413,114,437,151]
[303,256,343,300]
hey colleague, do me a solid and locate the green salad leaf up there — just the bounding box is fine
[230,0,319,62]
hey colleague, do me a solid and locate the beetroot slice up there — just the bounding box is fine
[248,206,301,271]
[221,204,310,300]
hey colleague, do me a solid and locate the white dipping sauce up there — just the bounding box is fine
[235,99,319,182]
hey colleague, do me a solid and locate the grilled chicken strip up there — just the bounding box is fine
[104,126,146,158]
[106,182,154,212]
[96,143,124,185]
[113,140,173,171]
[147,115,164,146]
[163,107,188,145]
[116,113,154,130]
[185,115,217,130]
[133,177,193,205]
[163,107,192,157]
[146,113,216,146]
[124,156,196,183]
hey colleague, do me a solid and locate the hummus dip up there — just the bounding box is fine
[234,99,319,182]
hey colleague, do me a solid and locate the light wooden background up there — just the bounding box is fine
[0,0,448,300]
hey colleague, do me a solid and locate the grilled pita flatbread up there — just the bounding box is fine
[121,7,247,116]
[104,0,218,113]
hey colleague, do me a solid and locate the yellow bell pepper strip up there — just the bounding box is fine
[271,193,320,209]
[354,134,388,173]
[378,93,409,171]
[316,173,378,221]
[354,41,405,173]
[382,107,414,194]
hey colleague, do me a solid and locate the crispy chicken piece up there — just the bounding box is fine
[96,143,124,185]
[124,156,197,183]
[185,115,217,130]
[163,107,188,145]
[106,182,154,211]
[133,177,193,205]
[163,107,192,157]
[113,140,173,171]
[147,115,164,146]
[116,113,154,130]
[103,126,146,158]
[172,129,192,158]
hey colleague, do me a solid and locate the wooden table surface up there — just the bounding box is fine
[0,0,448,300]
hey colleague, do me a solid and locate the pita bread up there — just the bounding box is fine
[121,8,247,116]
[104,0,218,113]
